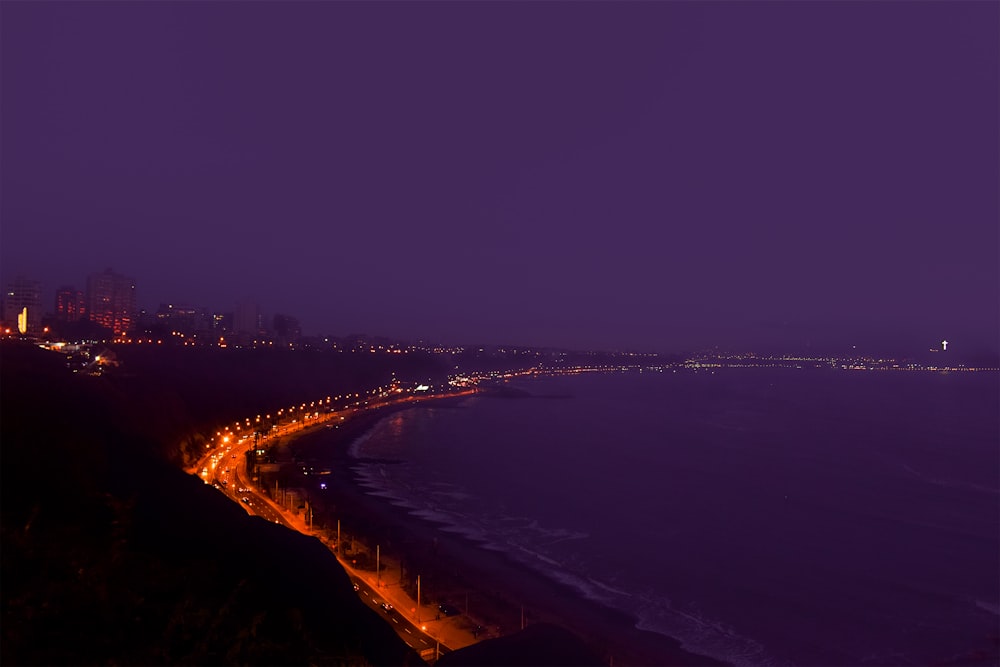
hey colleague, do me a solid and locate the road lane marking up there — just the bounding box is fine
[404,628,411,634]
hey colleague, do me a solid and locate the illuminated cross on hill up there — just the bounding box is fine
[941,340,948,351]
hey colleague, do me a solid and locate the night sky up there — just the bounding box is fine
[2,1,997,354]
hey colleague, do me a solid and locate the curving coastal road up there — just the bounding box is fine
[192,391,475,659]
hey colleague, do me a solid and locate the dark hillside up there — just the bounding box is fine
[437,624,603,667]
[107,345,453,468]
[1,342,420,665]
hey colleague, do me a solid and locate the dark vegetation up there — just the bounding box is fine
[105,345,453,469]
[1,342,430,665]
[1,342,611,665]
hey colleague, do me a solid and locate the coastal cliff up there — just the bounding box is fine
[1,343,423,665]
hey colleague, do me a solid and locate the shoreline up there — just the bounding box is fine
[284,396,726,666]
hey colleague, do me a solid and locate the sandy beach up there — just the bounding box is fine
[279,400,724,666]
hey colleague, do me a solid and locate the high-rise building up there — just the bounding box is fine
[3,276,43,333]
[234,301,260,335]
[212,312,233,333]
[55,286,87,322]
[86,269,136,336]
[155,303,210,334]
[272,313,302,344]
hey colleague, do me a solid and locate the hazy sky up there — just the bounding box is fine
[2,1,997,354]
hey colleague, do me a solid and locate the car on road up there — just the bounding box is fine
[353,582,360,591]
[380,601,393,612]
[241,497,250,504]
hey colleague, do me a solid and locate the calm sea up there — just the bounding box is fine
[348,368,999,666]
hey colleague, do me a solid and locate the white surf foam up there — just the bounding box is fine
[973,598,1000,616]
[634,598,783,667]
[901,463,1000,495]
[347,428,377,459]
[352,450,784,667]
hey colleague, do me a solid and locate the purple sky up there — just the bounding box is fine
[2,2,997,354]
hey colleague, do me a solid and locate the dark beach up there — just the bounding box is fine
[286,399,724,666]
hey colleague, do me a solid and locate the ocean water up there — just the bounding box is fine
[347,368,999,666]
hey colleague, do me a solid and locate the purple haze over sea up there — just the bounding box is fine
[345,369,999,666]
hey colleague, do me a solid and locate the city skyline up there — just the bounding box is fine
[2,2,997,355]
[0,267,986,361]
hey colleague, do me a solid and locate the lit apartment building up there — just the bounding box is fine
[55,286,87,322]
[86,269,136,336]
[3,276,43,333]
[155,303,211,334]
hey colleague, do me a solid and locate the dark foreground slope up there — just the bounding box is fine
[437,625,602,667]
[1,343,421,665]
